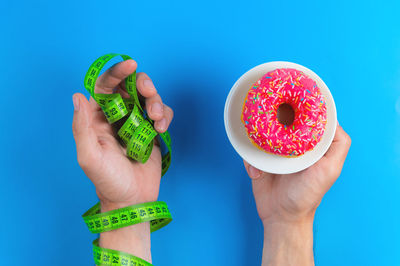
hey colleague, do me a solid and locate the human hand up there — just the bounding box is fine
[244,125,350,266]
[72,59,174,212]
[244,124,351,225]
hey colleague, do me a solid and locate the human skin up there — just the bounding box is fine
[72,59,173,263]
[244,124,351,266]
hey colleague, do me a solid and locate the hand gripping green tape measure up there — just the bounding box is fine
[82,53,173,265]
[83,53,172,173]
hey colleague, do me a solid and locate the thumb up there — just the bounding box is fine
[243,160,262,180]
[72,93,99,170]
[321,124,351,179]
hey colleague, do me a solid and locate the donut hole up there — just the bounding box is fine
[277,103,295,126]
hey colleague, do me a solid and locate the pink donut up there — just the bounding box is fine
[241,68,327,157]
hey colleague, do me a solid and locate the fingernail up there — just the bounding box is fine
[152,102,163,116]
[144,79,155,91]
[73,95,80,111]
[157,118,167,132]
[248,165,261,178]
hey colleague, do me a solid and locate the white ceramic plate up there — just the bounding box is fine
[224,62,337,174]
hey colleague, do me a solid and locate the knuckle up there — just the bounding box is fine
[340,132,352,149]
[77,150,95,170]
[345,134,352,146]
[72,122,79,139]
[136,72,148,81]
[165,105,174,118]
[339,126,351,145]
[146,94,160,104]
[77,154,88,170]
[136,72,143,79]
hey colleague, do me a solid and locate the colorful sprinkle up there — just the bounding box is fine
[241,68,327,156]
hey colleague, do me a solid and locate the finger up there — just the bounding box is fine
[145,93,164,121]
[321,124,351,176]
[243,160,262,180]
[137,72,164,120]
[154,104,174,133]
[96,59,137,93]
[72,93,101,170]
[136,72,158,98]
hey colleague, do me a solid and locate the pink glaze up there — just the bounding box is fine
[242,68,327,156]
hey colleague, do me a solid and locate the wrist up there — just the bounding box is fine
[262,217,315,266]
[101,201,139,213]
[98,187,159,212]
[261,207,316,226]
[100,198,156,213]
[99,222,152,263]
[263,217,314,237]
[99,200,153,262]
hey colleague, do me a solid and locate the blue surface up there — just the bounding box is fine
[1,0,400,265]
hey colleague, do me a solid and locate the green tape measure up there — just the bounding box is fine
[83,53,172,171]
[82,201,172,234]
[84,201,172,266]
[93,239,152,266]
[82,53,174,265]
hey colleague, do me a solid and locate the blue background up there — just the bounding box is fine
[1,0,400,265]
